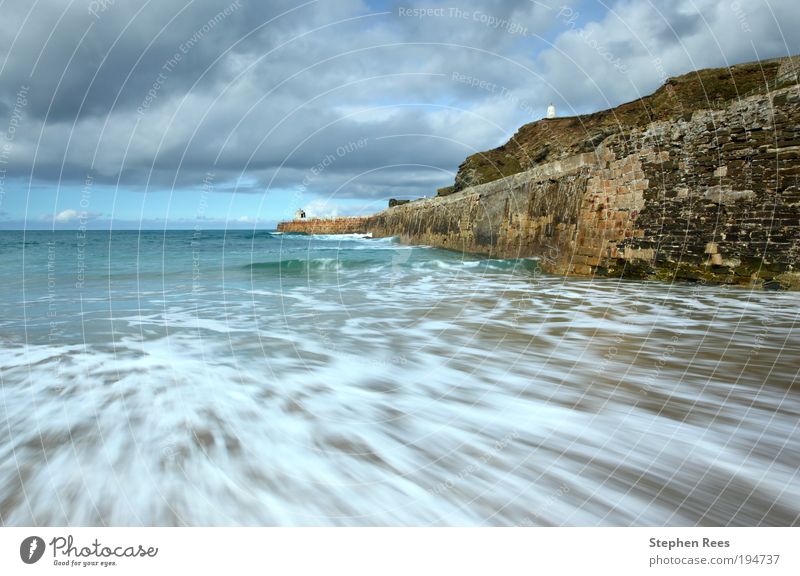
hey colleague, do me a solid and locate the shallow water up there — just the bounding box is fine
[1,230,798,525]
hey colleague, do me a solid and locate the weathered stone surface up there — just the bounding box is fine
[277,217,369,234]
[278,57,800,289]
[703,186,756,204]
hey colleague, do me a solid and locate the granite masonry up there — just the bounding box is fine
[279,57,800,289]
[277,216,371,235]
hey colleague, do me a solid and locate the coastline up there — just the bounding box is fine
[280,56,800,290]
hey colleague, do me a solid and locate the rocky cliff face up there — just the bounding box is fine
[280,56,800,289]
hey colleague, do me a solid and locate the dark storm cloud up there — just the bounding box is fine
[652,9,704,46]
[0,0,375,121]
[0,0,798,201]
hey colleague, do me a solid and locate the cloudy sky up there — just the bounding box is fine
[0,0,797,229]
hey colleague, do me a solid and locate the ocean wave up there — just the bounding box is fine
[242,254,537,276]
[244,257,367,274]
[244,231,277,240]
[409,257,540,274]
[2,230,799,526]
[273,232,368,240]
[2,295,798,526]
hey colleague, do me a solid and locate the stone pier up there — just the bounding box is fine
[277,216,370,234]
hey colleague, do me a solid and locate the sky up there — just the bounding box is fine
[0,0,797,230]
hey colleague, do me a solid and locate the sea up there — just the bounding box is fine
[0,229,798,526]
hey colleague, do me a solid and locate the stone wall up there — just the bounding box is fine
[594,84,800,287]
[364,154,599,274]
[277,217,369,234]
[277,82,800,289]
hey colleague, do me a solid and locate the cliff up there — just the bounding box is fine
[280,56,800,289]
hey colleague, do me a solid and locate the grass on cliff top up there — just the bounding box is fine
[450,57,788,193]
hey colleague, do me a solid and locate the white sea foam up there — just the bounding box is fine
[1,231,798,526]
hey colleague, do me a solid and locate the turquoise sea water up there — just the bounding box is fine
[0,230,798,525]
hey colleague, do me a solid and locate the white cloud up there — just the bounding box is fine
[538,0,800,114]
[54,209,80,223]
[50,209,99,223]
[303,199,340,218]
